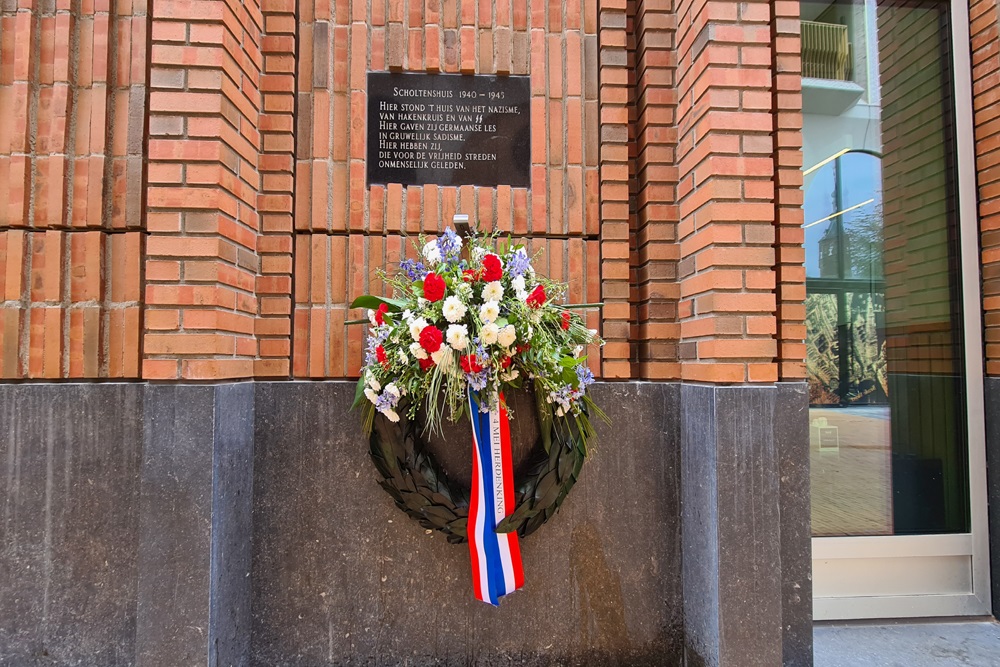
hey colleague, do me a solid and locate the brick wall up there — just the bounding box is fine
[0,0,146,378]
[0,0,812,383]
[972,0,1000,375]
[292,0,607,377]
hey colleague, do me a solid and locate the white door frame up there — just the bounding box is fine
[811,0,991,621]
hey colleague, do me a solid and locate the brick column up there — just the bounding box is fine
[674,0,778,384]
[144,0,264,380]
[599,0,633,378]
[632,0,680,379]
[256,0,297,378]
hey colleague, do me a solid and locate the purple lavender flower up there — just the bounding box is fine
[399,258,428,281]
[506,248,531,278]
[438,227,463,264]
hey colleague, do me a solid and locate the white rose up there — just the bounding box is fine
[423,240,442,264]
[431,348,453,369]
[410,342,428,360]
[500,369,519,382]
[479,300,500,324]
[409,317,428,341]
[442,295,468,323]
[446,324,469,351]
[480,322,500,345]
[498,324,516,348]
[481,281,503,302]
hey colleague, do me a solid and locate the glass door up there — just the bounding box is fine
[802,0,989,619]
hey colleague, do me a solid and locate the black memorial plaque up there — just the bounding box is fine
[367,72,530,187]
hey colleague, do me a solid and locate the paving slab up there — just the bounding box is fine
[814,620,1000,667]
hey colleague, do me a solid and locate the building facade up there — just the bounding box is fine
[0,0,998,664]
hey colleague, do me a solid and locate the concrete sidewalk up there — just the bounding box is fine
[814,620,1000,666]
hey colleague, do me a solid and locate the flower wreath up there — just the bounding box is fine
[352,224,605,603]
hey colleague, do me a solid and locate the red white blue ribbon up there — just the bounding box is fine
[467,391,524,605]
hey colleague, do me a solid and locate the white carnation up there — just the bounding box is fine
[500,369,520,382]
[511,275,526,292]
[479,300,500,324]
[409,317,428,341]
[382,408,400,422]
[397,349,408,365]
[482,281,503,302]
[364,388,378,404]
[423,240,442,264]
[384,383,400,397]
[366,374,381,391]
[498,324,516,348]
[442,295,468,323]
[410,342,428,360]
[446,324,469,350]
[480,322,500,345]
[367,309,378,326]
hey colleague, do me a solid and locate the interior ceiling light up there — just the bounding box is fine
[803,199,875,229]
[803,148,851,176]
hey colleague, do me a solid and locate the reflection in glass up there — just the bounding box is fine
[804,0,968,538]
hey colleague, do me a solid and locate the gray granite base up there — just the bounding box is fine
[680,383,812,667]
[0,381,813,666]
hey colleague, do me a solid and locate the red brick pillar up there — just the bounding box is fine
[599,0,634,378]
[144,0,264,379]
[674,0,779,383]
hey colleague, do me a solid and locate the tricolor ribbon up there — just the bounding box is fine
[467,390,524,605]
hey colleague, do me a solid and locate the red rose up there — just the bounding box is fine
[419,325,443,353]
[482,254,503,282]
[460,354,483,373]
[423,272,446,302]
[419,357,435,372]
[374,303,389,326]
[561,311,571,330]
[526,284,546,308]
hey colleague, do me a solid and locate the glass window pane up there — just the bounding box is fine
[803,0,969,537]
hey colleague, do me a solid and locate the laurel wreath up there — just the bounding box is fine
[367,397,589,544]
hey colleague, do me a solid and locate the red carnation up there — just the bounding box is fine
[500,356,512,369]
[423,272,446,302]
[419,357,435,372]
[460,354,483,373]
[374,303,389,326]
[482,254,503,282]
[561,311,572,330]
[526,284,546,308]
[375,346,389,368]
[418,325,443,353]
